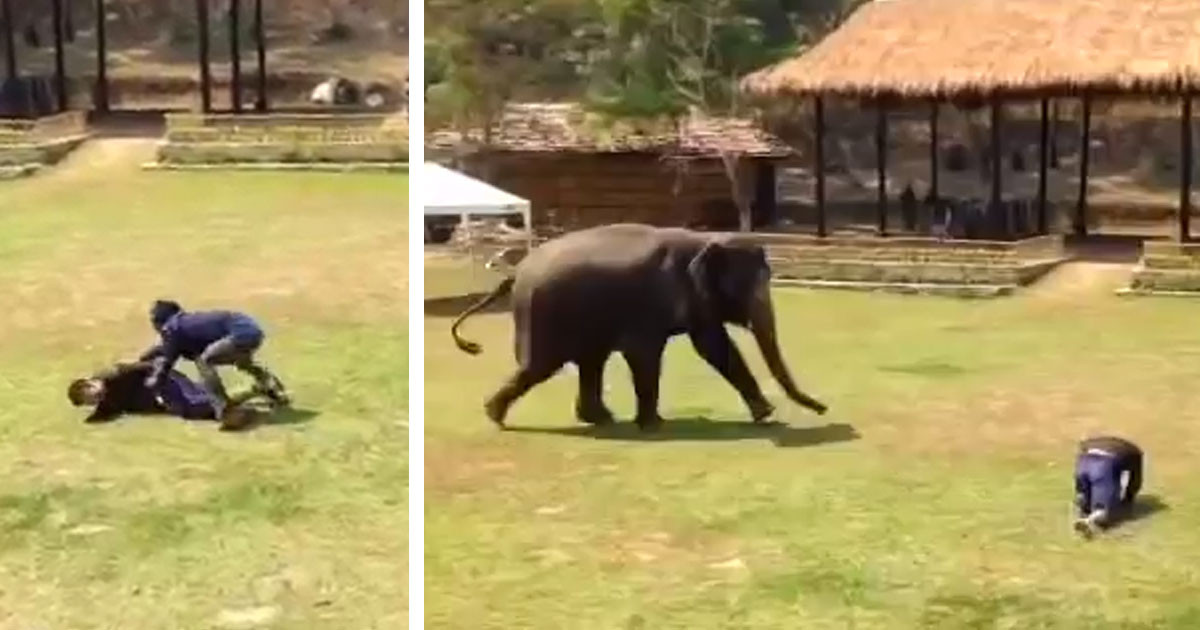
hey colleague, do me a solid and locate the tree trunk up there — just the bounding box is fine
[721,151,752,232]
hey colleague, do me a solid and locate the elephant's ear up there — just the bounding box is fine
[687,240,724,308]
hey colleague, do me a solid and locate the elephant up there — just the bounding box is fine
[450,223,828,430]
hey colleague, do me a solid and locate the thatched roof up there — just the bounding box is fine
[426,103,793,157]
[742,0,1200,100]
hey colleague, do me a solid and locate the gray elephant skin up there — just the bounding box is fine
[450,223,828,430]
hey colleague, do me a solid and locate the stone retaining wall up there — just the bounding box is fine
[0,111,90,168]
[155,113,407,167]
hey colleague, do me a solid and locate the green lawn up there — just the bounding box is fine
[425,256,1200,629]
[0,164,407,628]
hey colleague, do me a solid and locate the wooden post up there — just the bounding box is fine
[814,96,826,237]
[1,0,15,80]
[1049,99,1059,168]
[876,102,888,236]
[94,0,108,112]
[229,0,241,113]
[196,0,211,112]
[1037,97,1049,233]
[990,100,1002,214]
[1075,95,1091,236]
[254,0,266,111]
[1181,94,1193,242]
[929,100,939,202]
[52,0,67,111]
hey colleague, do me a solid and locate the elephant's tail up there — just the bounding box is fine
[451,277,515,355]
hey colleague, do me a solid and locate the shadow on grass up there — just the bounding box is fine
[1119,493,1170,526]
[230,406,320,432]
[424,292,510,318]
[506,417,860,447]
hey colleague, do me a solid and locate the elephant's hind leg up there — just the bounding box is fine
[575,352,614,425]
[485,360,563,428]
[620,339,667,431]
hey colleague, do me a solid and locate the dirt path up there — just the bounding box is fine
[45,138,158,182]
[1023,261,1132,301]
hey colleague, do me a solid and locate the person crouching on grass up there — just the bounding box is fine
[139,300,290,423]
[1073,435,1143,539]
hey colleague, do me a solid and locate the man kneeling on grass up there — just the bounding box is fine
[68,360,271,430]
[139,299,290,422]
[1073,435,1143,538]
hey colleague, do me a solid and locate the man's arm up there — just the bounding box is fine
[144,339,180,388]
[138,343,165,362]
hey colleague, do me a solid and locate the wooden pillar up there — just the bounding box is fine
[52,0,67,111]
[94,0,108,112]
[196,0,211,112]
[929,101,939,202]
[876,102,888,236]
[1180,94,1193,242]
[1,0,15,80]
[1075,95,1091,236]
[254,0,266,112]
[814,96,826,237]
[1049,100,1060,168]
[1037,97,1049,233]
[229,0,242,113]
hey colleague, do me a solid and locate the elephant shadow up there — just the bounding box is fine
[507,417,861,448]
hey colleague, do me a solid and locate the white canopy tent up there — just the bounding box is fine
[423,162,533,248]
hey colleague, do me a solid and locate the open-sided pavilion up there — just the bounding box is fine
[742,0,1200,241]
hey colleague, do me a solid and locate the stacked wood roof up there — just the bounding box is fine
[742,0,1200,100]
[427,103,793,157]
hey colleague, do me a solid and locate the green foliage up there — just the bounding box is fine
[424,0,867,132]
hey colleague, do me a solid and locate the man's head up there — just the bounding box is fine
[67,378,104,406]
[150,299,183,331]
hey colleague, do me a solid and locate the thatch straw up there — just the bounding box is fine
[741,0,1200,100]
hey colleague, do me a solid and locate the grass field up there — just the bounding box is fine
[0,154,407,629]
[425,256,1200,629]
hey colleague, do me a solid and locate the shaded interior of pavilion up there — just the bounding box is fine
[741,1,1200,259]
[0,0,272,118]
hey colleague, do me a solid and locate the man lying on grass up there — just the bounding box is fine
[1073,435,1144,539]
[68,359,274,430]
[139,299,290,422]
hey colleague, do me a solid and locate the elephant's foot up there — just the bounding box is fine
[634,414,664,432]
[484,398,509,429]
[575,402,615,426]
[748,398,776,423]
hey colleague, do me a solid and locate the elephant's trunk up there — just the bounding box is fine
[748,282,828,415]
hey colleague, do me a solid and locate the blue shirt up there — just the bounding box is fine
[140,310,263,374]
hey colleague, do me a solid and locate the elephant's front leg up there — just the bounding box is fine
[620,338,667,431]
[575,353,614,425]
[688,326,774,422]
